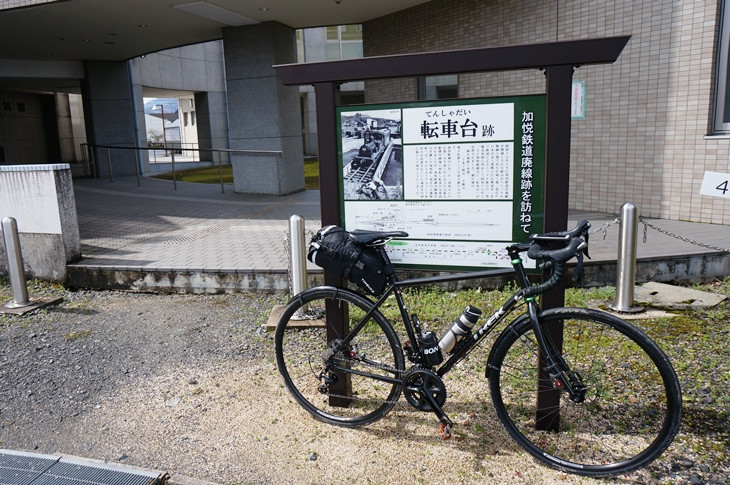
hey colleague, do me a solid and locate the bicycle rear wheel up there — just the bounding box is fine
[275,287,404,427]
[488,307,681,476]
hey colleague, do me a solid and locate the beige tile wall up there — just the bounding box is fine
[364,0,730,225]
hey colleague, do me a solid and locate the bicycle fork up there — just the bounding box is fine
[527,301,587,403]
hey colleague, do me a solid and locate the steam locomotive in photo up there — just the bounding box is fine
[349,128,391,173]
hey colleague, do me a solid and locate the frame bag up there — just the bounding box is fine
[308,225,388,296]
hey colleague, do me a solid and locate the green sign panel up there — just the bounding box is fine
[337,95,546,271]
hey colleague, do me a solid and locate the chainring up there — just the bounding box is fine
[403,368,447,412]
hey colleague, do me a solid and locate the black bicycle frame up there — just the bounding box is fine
[329,245,549,385]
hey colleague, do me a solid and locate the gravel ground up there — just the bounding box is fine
[0,283,727,484]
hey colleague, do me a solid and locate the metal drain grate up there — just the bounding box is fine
[0,450,57,484]
[0,450,162,485]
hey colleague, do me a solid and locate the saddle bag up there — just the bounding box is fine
[307,225,388,296]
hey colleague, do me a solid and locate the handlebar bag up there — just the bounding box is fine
[308,225,387,296]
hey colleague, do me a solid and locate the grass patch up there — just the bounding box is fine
[151,165,233,184]
[150,158,320,189]
[304,158,319,189]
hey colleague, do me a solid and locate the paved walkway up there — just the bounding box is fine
[73,176,320,273]
[69,175,730,291]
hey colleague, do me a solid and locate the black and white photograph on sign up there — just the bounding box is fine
[341,108,403,201]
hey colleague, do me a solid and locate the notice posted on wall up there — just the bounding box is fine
[337,95,545,270]
[700,171,730,199]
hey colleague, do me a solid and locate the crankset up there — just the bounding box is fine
[403,368,447,412]
[403,368,454,439]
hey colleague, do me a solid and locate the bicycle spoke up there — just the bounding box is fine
[490,308,681,475]
[276,288,404,426]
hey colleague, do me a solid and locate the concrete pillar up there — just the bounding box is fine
[299,29,326,156]
[223,22,304,195]
[195,91,229,163]
[55,93,76,162]
[81,61,140,178]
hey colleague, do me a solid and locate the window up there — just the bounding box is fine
[714,0,730,133]
[191,111,196,126]
[418,75,459,100]
[325,25,363,61]
[183,112,189,126]
[296,29,305,62]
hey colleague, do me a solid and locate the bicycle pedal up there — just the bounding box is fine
[439,422,452,440]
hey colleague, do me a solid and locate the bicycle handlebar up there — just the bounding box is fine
[522,260,567,298]
[527,236,587,264]
[517,220,591,298]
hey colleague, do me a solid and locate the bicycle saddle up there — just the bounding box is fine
[349,230,409,246]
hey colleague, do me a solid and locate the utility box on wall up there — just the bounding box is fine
[0,164,81,281]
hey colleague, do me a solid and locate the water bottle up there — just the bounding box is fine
[438,305,482,354]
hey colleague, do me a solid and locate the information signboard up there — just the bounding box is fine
[337,95,545,270]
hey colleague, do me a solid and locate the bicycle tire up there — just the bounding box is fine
[488,307,681,476]
[275,286,405,427]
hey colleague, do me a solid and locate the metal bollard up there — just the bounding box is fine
[1,217,31,308]
[608,203,643,313]
[289,215,307,297]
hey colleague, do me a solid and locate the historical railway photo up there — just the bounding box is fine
[341,110,403,200]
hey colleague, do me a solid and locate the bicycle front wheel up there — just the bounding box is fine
[488,307,681,476]
[275,287,404,427]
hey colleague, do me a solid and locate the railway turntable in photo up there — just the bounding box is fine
[343,128,402,200]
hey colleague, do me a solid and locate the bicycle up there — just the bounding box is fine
[274,220,682,477]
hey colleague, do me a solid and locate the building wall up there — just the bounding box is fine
[179,96,199,149]
[130,41,229,167]
[132,42,227,94]
[364,0,730,225]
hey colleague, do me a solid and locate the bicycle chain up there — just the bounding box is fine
[319,389,405,406]
[318,355,408,406]
[328,354,404,378]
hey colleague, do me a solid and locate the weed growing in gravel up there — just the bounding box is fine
[64,329,93,341]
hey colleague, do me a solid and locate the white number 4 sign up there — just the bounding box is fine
[700,171,730,199]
